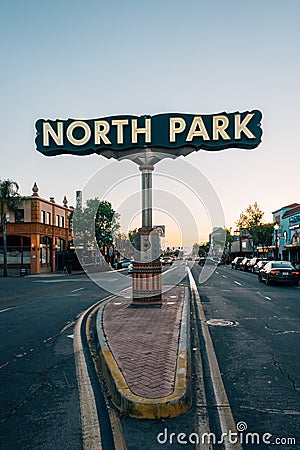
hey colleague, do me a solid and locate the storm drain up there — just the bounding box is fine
[206,319,239,327]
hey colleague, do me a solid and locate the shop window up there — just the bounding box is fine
[15,209,24,223]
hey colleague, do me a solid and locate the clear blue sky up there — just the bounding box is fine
[1,1,300,243]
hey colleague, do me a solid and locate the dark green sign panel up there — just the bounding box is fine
[35,110,262,159]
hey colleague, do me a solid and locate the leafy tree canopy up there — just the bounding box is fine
[236,202,273,247]
[0,179,22,219]
[73,198,120,248]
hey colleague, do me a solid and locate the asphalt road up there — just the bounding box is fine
[0,273,109,450]
[2,261,299,449]
[192,262,300,449]
[0,264,188,450]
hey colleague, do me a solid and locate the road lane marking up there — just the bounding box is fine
[0,307,17,314]
[215,271,219,274]
[33,279,88,283]
[188,269,242,450]
[222,275,228,279]
[71,287,85,293]
[234,281,242,286]
[265,296,272,300]
[74,304,102,449]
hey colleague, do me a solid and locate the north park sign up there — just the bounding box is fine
[35,110,262,159]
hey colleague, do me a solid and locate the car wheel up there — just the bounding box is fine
[293,281,299,287]
[258,275,262,282]
[265,276,271,285]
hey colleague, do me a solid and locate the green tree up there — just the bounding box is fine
[0,179,22,276]
[128,228,138,247]
[236,202,272,251]
[198,241,210,257]
[73,198,120,249]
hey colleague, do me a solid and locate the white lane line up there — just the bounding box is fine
[74,305,102,448]
[0,307,16,314]
[222,275,228,279]
[265,296,272,300]
[234,281,242,286]
[188,269,242,450]
[215,271,219,274]
[70,287,85,293]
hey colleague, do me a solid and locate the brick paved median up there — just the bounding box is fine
[102,285,185,399]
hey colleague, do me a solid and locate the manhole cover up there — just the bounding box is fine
[206,319,239,327]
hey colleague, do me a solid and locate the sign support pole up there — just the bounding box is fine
[140,164,153,228]
[132,161,162,305]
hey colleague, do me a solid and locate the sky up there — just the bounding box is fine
[1,0,300,246]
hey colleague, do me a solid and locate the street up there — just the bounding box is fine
[0,262,299,449]
[0,274,108,449]
[191,261,300,448]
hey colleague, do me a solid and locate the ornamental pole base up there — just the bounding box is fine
[132,227,162,304]
[132,261,162,304]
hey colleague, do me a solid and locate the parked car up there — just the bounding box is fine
[160,256,173,265]
[258,261,300,286]
[113,259,132,269]
[231,256,244,270]
[253,260,269,274]
[247,257,262,272]
[239,257,251,271]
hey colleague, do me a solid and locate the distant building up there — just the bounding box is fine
[209,227,226,256]
[272,203,300,262]
[0,183,72,275]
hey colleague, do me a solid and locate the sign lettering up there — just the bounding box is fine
[35,111,262,159]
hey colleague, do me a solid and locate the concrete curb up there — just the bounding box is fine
[95,287,191,419]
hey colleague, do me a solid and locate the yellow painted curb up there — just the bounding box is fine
[96,287,191,419]
[98,346,191,419]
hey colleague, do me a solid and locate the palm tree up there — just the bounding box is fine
[0,179,22,276]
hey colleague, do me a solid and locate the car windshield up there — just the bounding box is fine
[272,263,293,269]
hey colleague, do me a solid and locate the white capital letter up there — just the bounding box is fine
[170,118,186,142]
[94,120,111,145]
[112,119,129,144]
[186,116,210,141]
[213,115,230,140]
[235,113,255,139]
[43,122,63,146]
[131,118,151,144]
[67,121,91,146]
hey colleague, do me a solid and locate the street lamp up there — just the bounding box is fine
[274,223,279,260]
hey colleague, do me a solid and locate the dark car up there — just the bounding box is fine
[258,261,300,286]
[160,257,173,265]
[231,256,244,270]
[113,259,132,269]
[253,259,269,274]
[239,257,251,271]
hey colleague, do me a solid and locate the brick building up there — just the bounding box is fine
[0,183,72,275]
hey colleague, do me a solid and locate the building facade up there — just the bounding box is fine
[0,183,72,275]
[272,203,300,262]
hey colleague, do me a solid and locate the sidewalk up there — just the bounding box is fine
[96,284,191,419]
